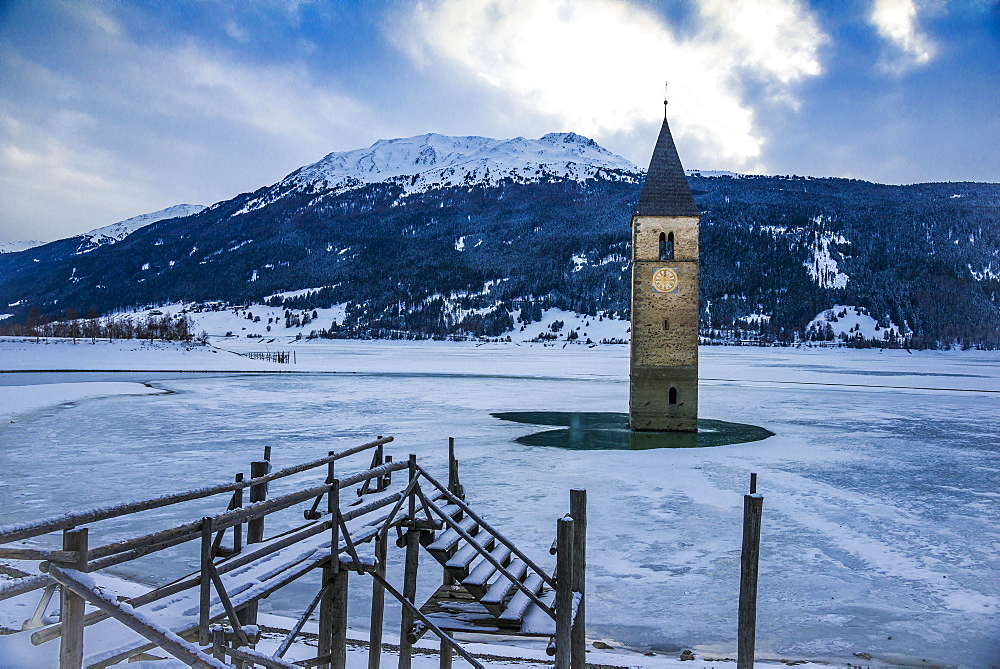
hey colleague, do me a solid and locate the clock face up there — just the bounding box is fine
[651,267,679,293]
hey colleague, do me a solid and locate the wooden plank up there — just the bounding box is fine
[445,538,490,572]
[0,573,53,602]
[84,531,339,667]
[498,574,544,624]
[738,493,764,669]
[35,496,390,649]
[426,516,478,554]
[32,572,200,645]
[0,548,78,561]
[417,585,555,637]
[479,559,526,609]
[462,544,511,591]
[224,645,300,669]
[48,565,226,669]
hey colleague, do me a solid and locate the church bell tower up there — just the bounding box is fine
[629,100,700,432]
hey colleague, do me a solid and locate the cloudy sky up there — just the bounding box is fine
[1,0,997,243]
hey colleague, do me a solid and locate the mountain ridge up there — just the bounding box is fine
[1,132,997,348]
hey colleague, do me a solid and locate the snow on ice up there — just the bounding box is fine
[0,340,997,666]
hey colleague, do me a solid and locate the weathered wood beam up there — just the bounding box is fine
[59,528,87,669]
[554,517,574,669]
[738,487,764,669]
[48,564,226,669]
[570,489,587,669]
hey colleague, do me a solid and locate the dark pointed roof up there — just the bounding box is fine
[634,117,700,217]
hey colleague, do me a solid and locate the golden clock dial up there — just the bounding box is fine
[651,267,679,293]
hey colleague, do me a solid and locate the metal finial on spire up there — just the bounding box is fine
[663,81,669,119]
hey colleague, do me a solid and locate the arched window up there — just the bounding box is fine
[658,232,667,260]
[668,387,678,404]
[667,232,675,260]
[663,318,670,331]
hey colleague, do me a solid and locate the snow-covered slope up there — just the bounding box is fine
[74,204,205,254]
[0,240,43,254]
[236,132,639,215]
[806,304,906,343]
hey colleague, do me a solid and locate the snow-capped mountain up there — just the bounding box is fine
[0,240,43,254]
[235,132,638,215]
[74,204,206,254]
[0,129,997,349]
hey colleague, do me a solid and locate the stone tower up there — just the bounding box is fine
[629,109,700,432]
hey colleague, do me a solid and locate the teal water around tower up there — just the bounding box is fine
[492,411,774,450]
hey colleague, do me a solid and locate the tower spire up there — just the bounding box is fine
[663,81,668,120]
[635,93,699,218]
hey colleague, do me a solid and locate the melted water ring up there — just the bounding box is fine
[491,412,774,450]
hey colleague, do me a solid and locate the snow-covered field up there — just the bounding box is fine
[0,339,997,667]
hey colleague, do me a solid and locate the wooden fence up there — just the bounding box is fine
[241,351,294,364]
[0,437,586,669]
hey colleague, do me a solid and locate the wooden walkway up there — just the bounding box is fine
[0,437,587,669]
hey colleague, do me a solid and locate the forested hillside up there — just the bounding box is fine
[2,169,997,348]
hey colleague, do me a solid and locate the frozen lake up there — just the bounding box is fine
[1,342,998,665]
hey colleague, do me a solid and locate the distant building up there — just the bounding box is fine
[629,109,700,432]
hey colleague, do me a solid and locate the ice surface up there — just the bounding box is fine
[0,343,997,665]
[0,381,167,422]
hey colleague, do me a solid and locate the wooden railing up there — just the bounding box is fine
[0,436,587,669]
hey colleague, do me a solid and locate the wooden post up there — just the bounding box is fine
[319,454,338,669]
[59,528,87,669]
[441,439,454,669]
[554,516,574,669]
[441,446,455,666]
[199,518,213,646]
[569,490,587,669]
[374,442,385,492]
[447,438,456,494]
[233,472,244,554]
[447,438,462,499]
[439,636,453,669]
[212,625,226,662]
[241,460,269,628]
[443,444,457,591]
[330,567,349,669]
[398,454,419,669]
[368,530,388,669]
[738,477,764,669]
[382,455,393,491]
